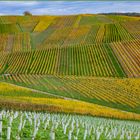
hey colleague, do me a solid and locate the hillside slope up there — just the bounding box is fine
[1,82,140,120]
[0,14,140,119]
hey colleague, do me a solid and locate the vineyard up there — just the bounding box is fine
[0,74,140,114]
[1,82,140,120]
[0,15,139,77]
[0,110,140,140]
[0,14,140,139]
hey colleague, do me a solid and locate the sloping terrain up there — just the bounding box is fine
[0,14,140,120]
[1,82,140,120]
[1,75,140,114]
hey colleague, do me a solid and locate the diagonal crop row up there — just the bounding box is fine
[111,40,140,77]
[1,74,140,113]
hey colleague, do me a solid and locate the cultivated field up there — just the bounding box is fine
[0,110,140,140]
[0,14,140,139]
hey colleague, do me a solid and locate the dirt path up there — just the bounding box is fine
[0,80,78,101]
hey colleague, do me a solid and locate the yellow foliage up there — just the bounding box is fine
[34,21,51,32]
[0,82,29,92]
[1,95,140,121]
[0,81,140,121]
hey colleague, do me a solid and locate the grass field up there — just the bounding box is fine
[0,14,140,123]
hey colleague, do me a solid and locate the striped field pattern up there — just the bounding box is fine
[0,14,140,120]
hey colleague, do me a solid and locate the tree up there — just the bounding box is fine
[23,11,32,16]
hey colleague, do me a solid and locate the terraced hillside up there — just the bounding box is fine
[0,14,140,120]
